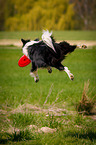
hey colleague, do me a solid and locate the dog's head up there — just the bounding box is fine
[21,39,30,47]
[21,38,40,57]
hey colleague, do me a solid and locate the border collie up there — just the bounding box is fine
[21,30,86,82]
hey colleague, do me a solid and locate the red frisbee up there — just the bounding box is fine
[18,55,31,67]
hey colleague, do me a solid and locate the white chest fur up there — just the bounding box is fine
[22,41,39,58]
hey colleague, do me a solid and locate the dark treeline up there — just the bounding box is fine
[0,0,96,31]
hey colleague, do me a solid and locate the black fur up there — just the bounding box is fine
[21,39,30,47]
[21,38,77,77]
[26,41,75,70]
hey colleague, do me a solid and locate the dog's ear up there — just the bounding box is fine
[21,39,26,45]
[21,39,30,46]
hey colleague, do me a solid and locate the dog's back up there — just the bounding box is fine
[27,40,76,68]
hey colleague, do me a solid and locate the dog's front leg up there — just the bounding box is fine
[30,62,39,82]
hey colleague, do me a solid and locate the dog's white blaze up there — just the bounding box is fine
[22,41,40,58]
[42,30,56,52]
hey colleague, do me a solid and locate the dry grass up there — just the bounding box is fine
[76,80,95,115]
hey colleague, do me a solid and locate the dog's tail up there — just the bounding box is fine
[59,41,87,55]
[59,41,77,55]
[42,30,56,52]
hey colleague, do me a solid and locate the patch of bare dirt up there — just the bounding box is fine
[0,102,96,135]
[38,127,56,133]
[6,125,56,134]
[25,125,56,133]
[0,39,96,47]
[0,39,21,47]
[65,40,96,47]
[10,103,67,117]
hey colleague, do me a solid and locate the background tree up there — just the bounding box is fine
[0,0,96,31]
[5,0,76,31]
[71,0,96,30]
[0,0,6,30]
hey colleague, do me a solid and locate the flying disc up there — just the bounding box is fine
[18,55,31,67]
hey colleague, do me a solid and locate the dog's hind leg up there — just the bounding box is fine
[30,70,39,82]
[55,64,74,80]
[64,67,74,80]
[30,62,39,82]
[47,66,52,73]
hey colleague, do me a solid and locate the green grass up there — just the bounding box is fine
[0,47,96,107]
[0,30,96,40]
[0,46,96,144]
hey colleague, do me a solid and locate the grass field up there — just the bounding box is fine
[0,30,96,40]
[0,31,96,144]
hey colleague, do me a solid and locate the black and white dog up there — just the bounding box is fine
[21,30,86,82]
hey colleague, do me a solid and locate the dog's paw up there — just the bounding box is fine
[48,68,52,73]
[70,73,74,81]
[35,78,39,83]
[82,45,87,49]
[34,75,39,83]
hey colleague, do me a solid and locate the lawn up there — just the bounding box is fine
[0,30,96,40]
[0,44,96,144]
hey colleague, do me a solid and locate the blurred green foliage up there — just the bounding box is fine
[0,0,96,31]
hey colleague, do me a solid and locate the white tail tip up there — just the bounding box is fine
[42,30,56,52]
